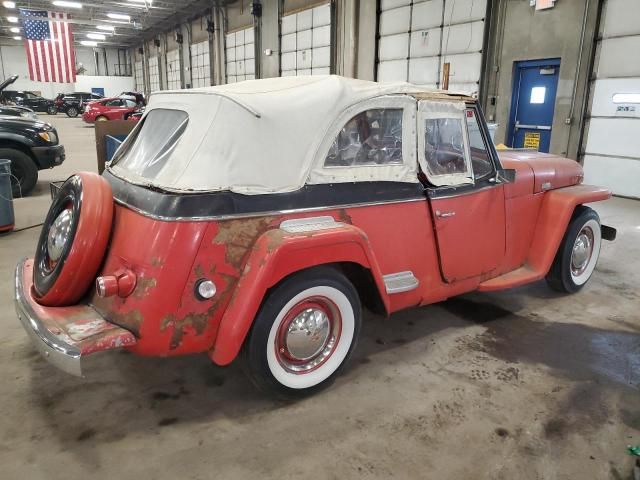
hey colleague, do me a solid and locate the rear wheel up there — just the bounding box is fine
[244,267,362,398]
[546,206,602,293]
[0,148,38,197]
[66,106,78,118]
[46,105,57,115]
[95,115,108,122]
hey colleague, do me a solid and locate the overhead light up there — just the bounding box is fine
[127,0,152,3]
[612,93,640,104]
[3,1,16,8]
[107,13,130,21]
[87,33,106,40]
[7,16,18,23]
[52,1,83,8]
[13,35,21,40]
[97,25,115,31]
[10,27,19,33]
[80,40,98,46]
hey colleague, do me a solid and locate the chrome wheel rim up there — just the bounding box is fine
[276,297,342,374]
[46,208,73,263]
[571,226,594,277]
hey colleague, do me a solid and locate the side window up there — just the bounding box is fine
[125,99,137,108]
[105,99,122,107]
[465,109,494,180]
[423,117,470,178]
[324,108,403,167]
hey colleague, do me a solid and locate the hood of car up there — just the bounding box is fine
[0,75,18,93]
[0,116,48,129]
[498,150,584,194]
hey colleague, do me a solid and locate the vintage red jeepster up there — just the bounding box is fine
[15,76,616,397]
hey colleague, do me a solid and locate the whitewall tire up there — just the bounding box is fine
[547,206,602,293]
[245,267,361,398]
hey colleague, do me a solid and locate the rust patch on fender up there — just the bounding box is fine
[213,216,275,267]
[132,276,157,299]
[91,297,144,336]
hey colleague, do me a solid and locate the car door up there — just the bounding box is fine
[418,100,506,283]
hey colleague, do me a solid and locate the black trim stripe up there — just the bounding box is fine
[104,170,426,220]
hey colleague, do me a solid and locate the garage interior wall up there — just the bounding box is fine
[281,2,331,76]
[377,0,487,94]
[582,0,640,199]
[482,0,599,158]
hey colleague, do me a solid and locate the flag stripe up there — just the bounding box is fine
[22,9,75,83]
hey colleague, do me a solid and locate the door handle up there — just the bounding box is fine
[435,210,456,218]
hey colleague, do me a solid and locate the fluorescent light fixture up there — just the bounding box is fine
[97,25,115,31]
[52,1,83,8]
[80,40,98,46]
[10,27,19,33]
[127,0,152,3]
[87,33,106,40]
[107,12,130,21]
[7,16,18,22]
[612,93,640,104]
[3,1,16,8]
[13,35,21,40]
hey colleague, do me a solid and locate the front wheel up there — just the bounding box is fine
[244,267,362,398]
[0,148,38,197]
[46,105,57,115]
[546,206,602,293]
[66,106,78,118]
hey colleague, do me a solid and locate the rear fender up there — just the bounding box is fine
[527,184,611,273]
[209,223,389,366]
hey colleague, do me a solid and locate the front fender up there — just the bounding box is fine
[527,184,611,273]
[209,223,389,366]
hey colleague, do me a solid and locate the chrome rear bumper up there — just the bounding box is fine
[14,258,136,377]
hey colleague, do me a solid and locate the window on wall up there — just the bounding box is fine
[134,60,144,92]
[190,40,211,88]
[166,49,181,90]
[281,3,331,76]
[148,56,160,92]
[225,27,255,83]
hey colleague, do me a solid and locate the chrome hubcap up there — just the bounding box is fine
[276,298,342,374]
[285,308,331,361]
[571,227,594,277]
[47,208,73,262]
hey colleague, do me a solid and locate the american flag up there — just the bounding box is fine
[20,9,76,83]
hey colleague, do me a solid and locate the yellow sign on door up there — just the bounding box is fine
[523,132,541,150]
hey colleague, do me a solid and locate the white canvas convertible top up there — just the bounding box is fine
[109,75,472,194]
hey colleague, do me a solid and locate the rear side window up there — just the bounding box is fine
[111,109,188,179]
[324,108,403,167]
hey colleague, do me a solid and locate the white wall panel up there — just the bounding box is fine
[597,37,640,78]
[410,29,442,58]
[190,40,210,88]
[377,0,486,93]
[583,154,640,198]
[280,3,331,76]
[590,78,640,117]
[379,34,409,61]
[411,1,443,30]
[226,26,254,83]
[600,0,640,38]
[583,0,640,197]
[381,0,410,9]
[166,49,181,89]
[148,56,160,92]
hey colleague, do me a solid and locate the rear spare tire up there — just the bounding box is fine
[0,148,38,197]
[33,172,113,306]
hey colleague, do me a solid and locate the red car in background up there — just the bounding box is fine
[82,97,138,123]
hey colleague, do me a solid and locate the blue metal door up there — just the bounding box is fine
[508,59,560,153]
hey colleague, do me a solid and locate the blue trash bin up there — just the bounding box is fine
[0,158,15,233]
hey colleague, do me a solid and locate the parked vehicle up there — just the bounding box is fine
[54,92,103,118]
[14,76,615,398]
[0,75,37,119]
[125,107,144,122]
[1,82,57,115]
[119,91,145,106]
[82,97,138,123]
[0,116,65,196]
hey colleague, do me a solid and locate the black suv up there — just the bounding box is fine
[54,92,103,117]
[0,117,65,196]
[1,80,57,115]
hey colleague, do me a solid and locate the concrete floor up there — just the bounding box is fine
[0,115,639,479]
